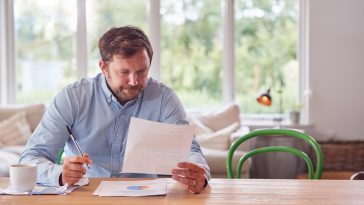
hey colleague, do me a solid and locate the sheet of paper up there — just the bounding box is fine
[92,179,167,197]
[122,117,194,175]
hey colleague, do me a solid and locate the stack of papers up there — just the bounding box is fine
[0,177,89,195]
[93,179,167,197]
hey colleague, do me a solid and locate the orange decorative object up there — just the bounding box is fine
[257,89,272,106]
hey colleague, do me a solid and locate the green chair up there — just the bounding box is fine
[56,147,64,165]
[226,129,323,179]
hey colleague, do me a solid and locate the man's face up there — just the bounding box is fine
[99,49,150,105]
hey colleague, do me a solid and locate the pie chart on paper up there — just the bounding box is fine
[126,186,150,191]
[92,179,167,196]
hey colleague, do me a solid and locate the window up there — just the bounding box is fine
[14,0,77,103]
[86,0,147,77]
[161,0,223,109]
[3,0,305,120]
[235,0,299,114]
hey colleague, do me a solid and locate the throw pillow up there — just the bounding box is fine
[0,103,46,132]
[197,103,241,131]
[188,115,213,135]
[0,112,32,147]
[195,122,239,150]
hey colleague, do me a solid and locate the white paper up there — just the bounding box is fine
[122,117,194,175]
[92,179,167,197]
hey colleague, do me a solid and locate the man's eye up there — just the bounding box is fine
[138,70,147,75]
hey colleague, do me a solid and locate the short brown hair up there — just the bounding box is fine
[98,26,153,64]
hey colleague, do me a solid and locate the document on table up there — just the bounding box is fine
[92,179,167,197]
[122,117,195,175]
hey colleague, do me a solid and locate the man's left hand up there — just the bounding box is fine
[172,162,206,194]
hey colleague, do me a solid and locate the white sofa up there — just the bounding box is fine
[187,104,251,178]
[0,104,46,177]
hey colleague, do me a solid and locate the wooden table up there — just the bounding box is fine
[1,177,364,205]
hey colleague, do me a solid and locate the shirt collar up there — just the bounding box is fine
[100,74,115,104]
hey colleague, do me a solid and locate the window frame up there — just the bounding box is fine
[0,0,16,104]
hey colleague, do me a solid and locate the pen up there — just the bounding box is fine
[66,125,90,170]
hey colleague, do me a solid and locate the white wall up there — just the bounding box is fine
[309,0,364,140]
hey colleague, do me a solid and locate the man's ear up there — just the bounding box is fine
[99,60,107,75]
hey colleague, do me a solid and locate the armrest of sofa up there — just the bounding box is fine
[229,126,251,151]
[201,147,251,178]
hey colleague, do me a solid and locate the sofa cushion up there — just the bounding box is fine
[0,112,32,147]
[189,115,214,135]
[196,103,240,131]
[229,126,251,151]
[0,103,46,132]
[195,122,239,150]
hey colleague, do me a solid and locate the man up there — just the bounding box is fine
[20,26,210,194]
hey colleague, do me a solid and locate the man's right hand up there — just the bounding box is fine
[60,153,92,186]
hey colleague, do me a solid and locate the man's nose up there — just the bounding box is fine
[128,74,138,86]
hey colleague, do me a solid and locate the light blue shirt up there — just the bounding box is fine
[20,73,210,186]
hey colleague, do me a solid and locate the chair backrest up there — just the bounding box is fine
[226,129,323,179]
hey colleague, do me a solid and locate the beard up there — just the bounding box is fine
[104,69,146,104]
[117,85,143,101]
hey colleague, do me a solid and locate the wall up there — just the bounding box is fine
[309,0,364,140]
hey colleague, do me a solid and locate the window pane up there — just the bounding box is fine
[161,0,222,109]
[86,0,147,77]
[14,0,77,104]
[235,0,299,114]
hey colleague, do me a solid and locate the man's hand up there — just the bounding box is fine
[60,153,92,186]
[172,162,206,194]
